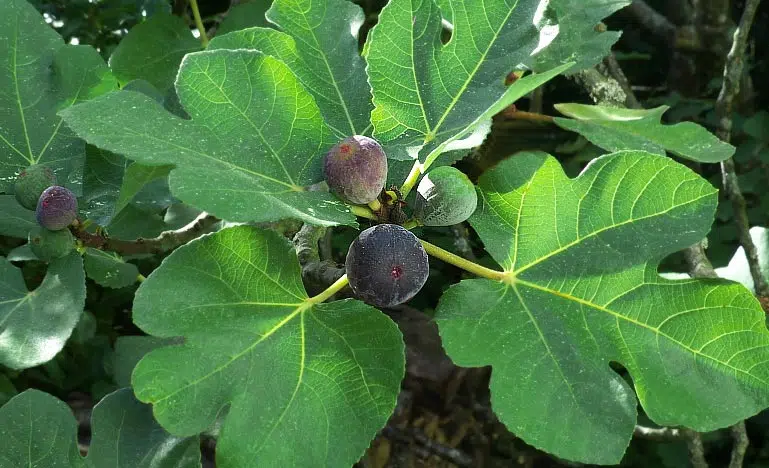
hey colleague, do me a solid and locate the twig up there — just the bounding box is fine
[625,0,677,41]
[571,64,632,108]
[683,428,709,468]
[683,241,718,278]
[500,109,554,124]
[729,421,749,468]
[715,0,769,297]
[293,224,345,295]
[189,0,209,47]
[74,212,218,256]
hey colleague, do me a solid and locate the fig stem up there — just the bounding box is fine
[402,219,420,230]
[349,205,378,220]
[189,0,209,47]
[307,274,349,304]
[399,160,424,198]
[368,199,382,212]
[419,239,506,281]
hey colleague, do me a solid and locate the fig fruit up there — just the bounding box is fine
[345,224,429,308]
[36,185,78,231]
[324,135,387,205]
[414,166,477,226]
[28,226,75,261]
[13,165,57,210]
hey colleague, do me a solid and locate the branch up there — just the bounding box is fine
[683,428,710,468]
[571,58,636,108]
[74,212,219,256]
[715,0,769,297]
[292,223,345,295]
[625,1,677,41]
[684,241,718,278]
[729,421,749,468]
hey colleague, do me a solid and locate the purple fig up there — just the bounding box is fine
[324,135,387,205]
[36,185,78,231]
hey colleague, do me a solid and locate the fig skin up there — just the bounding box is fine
[14,165,57,210]
[28,226,75,262]
[324,135,387,205]
[414,166,477,226]
[345,224,429,308]
[36,185,78,231]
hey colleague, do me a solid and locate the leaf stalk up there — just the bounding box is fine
[419,239,506,281]
[189,0,209,47]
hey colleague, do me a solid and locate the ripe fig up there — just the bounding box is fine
[28,226,75,261]
[13,165,57,210]
[345,224,429,308]
[36,185,78,231]
[324,135,387,205]
[414,166,477,226]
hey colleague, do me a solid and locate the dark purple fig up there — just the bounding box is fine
[14,165,57,210]
[324,135,387,205]
[36,185,78,231]
[345,224,429,308]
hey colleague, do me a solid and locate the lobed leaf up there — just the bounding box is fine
[436,151,769,464]
[0,0,117,192]
[131,226,405,467]
[0,252,86,369]
[554,104,735,163]
[61,49,356,227]
[108,13,201,91]
[531,0,630,73]
[366,0,564,163]
[0,388,201,468]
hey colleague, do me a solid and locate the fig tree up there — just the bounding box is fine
[345,224,429,308]
[414,166,477,226]
[13,165,57,210]
[28,226,75,261]
[324,135,387,205]
[36,185,78,231]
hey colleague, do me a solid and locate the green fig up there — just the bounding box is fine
[414,166,477,226]
[28,226,75,262]
[13,165,57,210]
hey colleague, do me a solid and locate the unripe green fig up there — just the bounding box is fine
[324,135,387,205]
[414,166,477,226]
[36,185,78,231]
[346,224,429,308]
[13,165,57,210]
[28,226,75,261]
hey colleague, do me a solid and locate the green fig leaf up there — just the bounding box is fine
[532,0,630,73]
[61,49,356,227]
[0,388,201,468]
[0,195,37,239]
[113,336,179,388]
[554,104,735,163]
[131,226,404,467]
[83,248,140,289]
[80,145,129,226]
[366,0,569,163]
[436,150,769,464]
[0,252,86,369]
[0,0,117,192]
[217,1,272,35]
[108,13,201,91]
[211,0,372,137]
